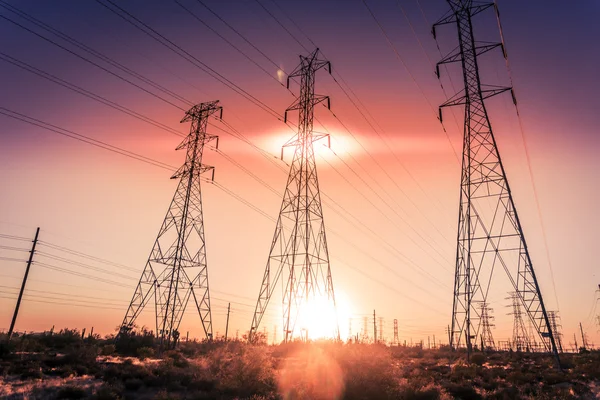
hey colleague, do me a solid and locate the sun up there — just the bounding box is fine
[296,290,352,341]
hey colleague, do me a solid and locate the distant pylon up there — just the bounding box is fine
[507,293,530,352]
[547,311,564,353]
[393,319,399,346]
[120,101,221,348]
[362,316,369,343]
[249,49,337,343]
[479,302,495,351]
[433,1,560,364]
[378,317,384,343]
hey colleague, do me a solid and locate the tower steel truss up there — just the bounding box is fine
[249,49,338,343]
[547,311,564,353]
[120,100,221,348]
[480,302,495,351]
[433,1,560,364]
[507,292,531,352]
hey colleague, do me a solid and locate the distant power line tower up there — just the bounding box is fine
[378,317,384,343]
[362,316,369,343]
[507,293,531,352]
[120,101,221,347]
[393,319,399,346]
[479,302,495,351]
[547,311,564,353]
[249,49,338,342]
[433,1,560,363]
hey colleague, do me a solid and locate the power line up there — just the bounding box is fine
[248,2,455,270]
[194,0,282,70]
[360,0,459,162]
[96,0,282,120]
[173,0,283,87]
[0,107,176,171]
[0,51,186,138]
[0,0,194,106]
[0,13,187,111]
[35,251,138,281]
[252,0,309,52]
[493,1,560,311]
[38,241,141,274]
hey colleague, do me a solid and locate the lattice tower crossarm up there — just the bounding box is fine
[119,100,222,348]
[249,49,338,343]
[433,0,560,365]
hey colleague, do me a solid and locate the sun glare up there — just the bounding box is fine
[295,290,352,341]
[257,130,358,163]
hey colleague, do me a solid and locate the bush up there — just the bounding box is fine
[56,385,87,399]
[208,343,275,397]
[93,382,124,400]
[470,353,486,366]
[101,344,116,356]
[137,346,155,361]
[443,383,482,400]
[115,328,155,356]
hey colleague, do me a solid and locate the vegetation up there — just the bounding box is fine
[0,329,599,399]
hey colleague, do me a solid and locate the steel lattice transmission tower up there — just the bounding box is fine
[120,101,222,347]
[433,1,560,364]
[249,49,338,343]
[393,319,399,346]
[479,302,495,351]
[547,311,564,353]
[507,292,531,352]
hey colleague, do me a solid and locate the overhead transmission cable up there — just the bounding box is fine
[253,0,456,262]
[95,0,282,120]
[0,107,176,171]
[0,13,187,111]
[263,0,457,229]
[172,0,284,87]
[1,3,454,312]
[360,0,459,161]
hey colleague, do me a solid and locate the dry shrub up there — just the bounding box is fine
[331,344,401,399]
[470,353,486,366]
[206,343,275,397]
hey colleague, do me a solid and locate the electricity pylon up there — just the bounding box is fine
[479,302,495,351]
[393,319,399,346]
[433,1,560,365]
[249,49,338,343]
[547,311,564,353]
[507,292,531,352]
[120,101,221,348]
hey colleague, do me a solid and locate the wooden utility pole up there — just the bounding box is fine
[7,227,40,342]
[579,322,588,351]
[225,303,231,340]
[373,310,377,344]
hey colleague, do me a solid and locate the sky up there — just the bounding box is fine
[0,0,599,348]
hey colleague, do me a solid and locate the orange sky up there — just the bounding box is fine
[0,0,599,347]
